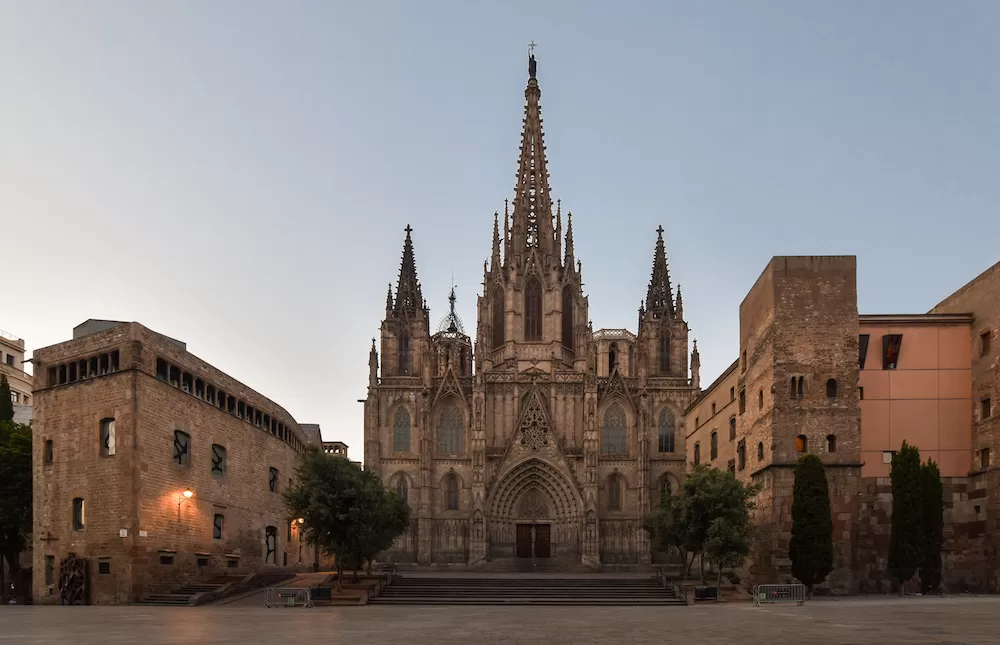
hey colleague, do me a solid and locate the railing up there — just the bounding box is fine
[752,583,806,607]
[0,329,22,343]
[654,567,687,605]
[264,587,314,608]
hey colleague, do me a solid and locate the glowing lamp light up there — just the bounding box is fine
[182,489,194,499]
[297,518,305,525]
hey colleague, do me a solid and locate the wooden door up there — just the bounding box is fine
[534,524,551,558]
[516,524,532,558]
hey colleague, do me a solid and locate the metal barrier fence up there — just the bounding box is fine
[264,587,314,608]
[752,584,806,607]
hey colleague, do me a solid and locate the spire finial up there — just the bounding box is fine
[528,41,537,78]
[393,226,424,317]
[645,225,675,318]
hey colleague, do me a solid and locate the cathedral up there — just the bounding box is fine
[363,53,700,569]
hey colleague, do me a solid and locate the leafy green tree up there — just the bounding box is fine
[0,420,32,598]
[789,454,834,597]
[284,447,409,590]
[704,516,752,587]
[919,459,944,594]
[889,441,922,592]
[0,375,13,422]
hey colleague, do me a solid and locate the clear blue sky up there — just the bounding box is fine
[3,1,998,453]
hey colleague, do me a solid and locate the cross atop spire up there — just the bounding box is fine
[645,225,676,319]
[393,225,424,318]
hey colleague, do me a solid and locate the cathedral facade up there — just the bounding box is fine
[363,54,700,569]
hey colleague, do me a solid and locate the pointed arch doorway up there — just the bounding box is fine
[515,488,552,558]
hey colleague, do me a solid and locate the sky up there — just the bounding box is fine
[2,1,998,454]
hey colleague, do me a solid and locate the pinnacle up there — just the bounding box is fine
[645,225,675,318]
[393,225,424,318]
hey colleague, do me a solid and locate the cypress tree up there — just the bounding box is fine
[789,454,834,596]
[919,459,944,594]
[0,375,13,422]
[889,441,922,592]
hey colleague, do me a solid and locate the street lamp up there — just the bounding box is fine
[177,488,194,519]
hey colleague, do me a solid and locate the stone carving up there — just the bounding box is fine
[517,489,549,519]
[517,389,551,451]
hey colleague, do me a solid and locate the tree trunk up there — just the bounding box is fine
[699,555,705,583]
[334,558,343,593]
[716,565,722,589]
[807,583,813,599]
[684,551,696,578]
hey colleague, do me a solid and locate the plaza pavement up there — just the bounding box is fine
[1,595,998,644]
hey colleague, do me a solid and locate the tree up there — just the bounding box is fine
[284,447,409,590]
[0,420,32,599]
[0,375,13,422]
[643,465,758,581]
[789,454,834,597]
[704,517,752,587]
[919,459,944,594]
[889,441,922,593]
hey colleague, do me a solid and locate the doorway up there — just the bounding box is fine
[515,523,551,558]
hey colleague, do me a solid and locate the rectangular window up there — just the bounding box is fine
[859,386,864,400]
[4,354,12,366]
[882,450,896,464]
[156,358,168,381]
[98,561,111,575]
[72,497,85,530]
[45,555,55,586]
[738,389,746,414]
[711,402,716,416]
[269,467,279,493]
[213,514,225,540]
[197,557,210,567]
[737,439,746,471]
[160,555,174,565]
[882,334,903,370]
[980,448,991,470]
[44,439,53,465]
[100,418,116,457]
[982,398,992,420]
[173,430,191,467]
[859,334,870,369]
[730,387,735,401]
[211,444,227,477]
[981,331,991,356]
[727,459,735,474]
[227,559,238,569]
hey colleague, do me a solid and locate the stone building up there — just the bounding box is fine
[686,257,1000,593]
[31,320,318,604]
[1,327,34,423]
[363,54,699,569]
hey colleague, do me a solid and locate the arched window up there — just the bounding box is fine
[728,417,736,440]
[608,342,618,373]
[797,376,804,398]
[100,418,115,457]
[757,441,764,461]
[492,286,505,349]
[657,408,675,453]
[737,440,746,470]
[796,434,808,453]
[393,407,411,452]
[758,389,764,409]
[710,431,718,460]
[826,434,837,453]
[395,475,409,505]
[659,335,670,374]
[790,376,797,398]
[438,403,464,453]
[607,475,623,511]
[444,474,459,511]
[524,278,542,341]
[826,378,838,398]
[601,404,627,454]
[694,443,701,465]
[561,285,574,350]
[657,475,672,507]
[398,329,410,375]
[264,526,277,565]
[72,497,85,530]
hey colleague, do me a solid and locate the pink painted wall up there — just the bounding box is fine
[859,321,972,477]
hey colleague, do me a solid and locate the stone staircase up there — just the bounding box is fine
[137,574,244,606]
[371,575,686,606]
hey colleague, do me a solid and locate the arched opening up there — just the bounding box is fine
[796,434,808,453]
[607,474,623,511]
[790,376,797,398]
[601,403,627,455]
[657,474,672,507]
[492,286,505,349]
[826,434,837,453]
[393,407,411,452]
[608,342,619,374]
[444,473,460,511]
[797,376,804,398]
[438,403,464,453]
[757,441,764,461]
[710,431,718,459]
[657,408,675,453]
[758,389,764,409]
[826,378,838,398]
[737,440,746,470]
[524,278,542,341]
[561,285,574,350]
[398,329,410,375]
[395,475,409,505]
[659,335,670,374]
[694,443,701,465]
[264,526,278,565]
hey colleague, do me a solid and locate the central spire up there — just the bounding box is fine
[508,47,556,263]
[393,224,424,318]
[645,225,676,319]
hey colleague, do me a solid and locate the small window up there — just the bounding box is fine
[197,557,210,567]
[608,342,619,373]
[160,555,174,565]
[797,376,804,398]
[859,386,864,400]
[738,389,746,414]
[826,379,838,399]
[711,402,716,416]
[882,334,903,369]
[758,389,764,409]
[710,432,718,460]
[981,331,991,356]
[98,561,111,575]
[795,435,807,453]
[44,439,53,465]
[741,350,747,373]
[227,559,238,569]
[100,418,116,457]
[181,372,193,394]
[269,467,279,493]
[72,497,85,530]
[213,514,225,540]
[981,448,991,470]
[826,434,837,453]
[194,379,205,399]
[45,555,55,586]
[727,459,736,474]
[730,387,735,401]
[211,444,227,477]
[173,430,190,467]
[737,440,746,470]
[728,417,736,440]
[982,398,992,420]
[757,442,764,461]
[859,334,870,369]
[694,443,701,466]
[882,450,896,464]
